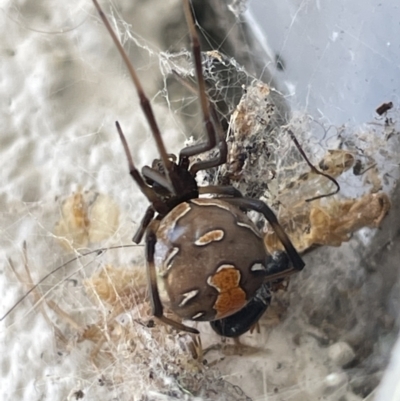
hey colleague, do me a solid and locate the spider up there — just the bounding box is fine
[92,0,304,336]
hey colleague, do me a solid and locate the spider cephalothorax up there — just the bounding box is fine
[93,0,304,335]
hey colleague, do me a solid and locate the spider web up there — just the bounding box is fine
[0,1,399,401]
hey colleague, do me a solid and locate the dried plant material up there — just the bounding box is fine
[211,78,394,255]
[218,80,288,199]
[84,264,147,319]
[265,192,391,253]
[317,149,355,177]
[307,192,390,245]
[277,148,354,205]
[226,82,276,182]
[54,190,120,251]
[364,165,383,193]
[85,264,146,304]
[207,79,358,205]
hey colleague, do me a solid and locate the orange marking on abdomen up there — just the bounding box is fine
[207,265,247,319]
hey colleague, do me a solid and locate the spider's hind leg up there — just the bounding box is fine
[222,197,305,274]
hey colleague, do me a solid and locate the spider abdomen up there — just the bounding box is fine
[154,198,270,321]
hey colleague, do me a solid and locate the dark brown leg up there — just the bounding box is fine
[199,185,242,197]
[189,140,228,175]
[132,206,155,244]
[287,129,340,201]
[141,166,175,194]
[145,222,199,334]
[179,0,219,161]
[222,197,305,272]
[92,0,177,194]
[172,70,228,173]
[116,122,168,215]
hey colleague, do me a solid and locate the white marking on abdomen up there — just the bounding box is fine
[237,221,262,238]
[194,229,224,246]
[179,289,199,307]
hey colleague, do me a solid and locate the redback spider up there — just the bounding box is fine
[92,0,305,335]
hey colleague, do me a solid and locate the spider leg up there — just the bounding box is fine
[187,92,228,174]
[92,0,177,194]
[145,221,199,334]
[172,54,227,173]
[199,185,243,197]
[116,122,169,215]
[221,197,305,273]
[132,206,155,244]
[189,140,228,175]
[141,166,175,194]
[179,0,223,165]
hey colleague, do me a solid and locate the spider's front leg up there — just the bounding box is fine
[145,221,199,334]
